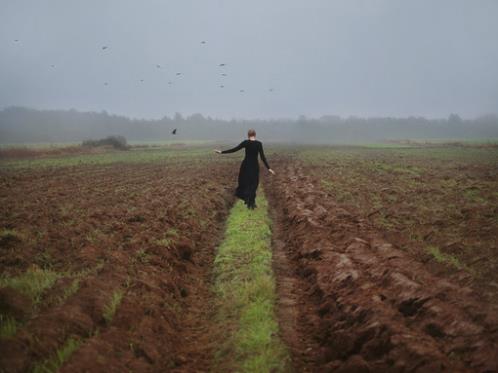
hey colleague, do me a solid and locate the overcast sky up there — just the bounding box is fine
[1,0,497,119]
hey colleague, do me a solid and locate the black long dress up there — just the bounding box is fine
[221,139,270,207]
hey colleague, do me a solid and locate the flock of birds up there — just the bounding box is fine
[11,38,277,136]
[12,39,276,94]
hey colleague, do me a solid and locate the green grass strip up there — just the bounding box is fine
[32,337,81,373]
[213,191,290,372]
[102,289,124,324]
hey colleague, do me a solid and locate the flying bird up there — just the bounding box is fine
[104,82,109,86]
[101,46,108,50]
[140,79,144,82]
[240,89,245,93]
[172,128,177,135]
[269,88,274,92]
[50,64,56,68]
[221,73,227,76]
[220,85,224,88]
[219,63,226,67]
[201,41,206,44]
[168,81,173,85]
[14,39,19,42]
[176,72,182,76]
[156,64,161,68]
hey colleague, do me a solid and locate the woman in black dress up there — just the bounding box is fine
[214,129,275,209]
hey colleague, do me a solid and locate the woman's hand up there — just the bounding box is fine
[268,168,275,175]
[214,149,222,154]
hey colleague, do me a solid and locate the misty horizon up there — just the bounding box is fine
[2,106,497,145]
[2,105,498,122]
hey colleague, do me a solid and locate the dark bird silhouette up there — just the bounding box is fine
[168,81,173,85]
[104,82,109,86]
[140,79,144,82]
[220,85,224,88]
[102,46,108,50]
[201,41,206,44]
[172,128,177,135]
[219,63,226,67]
[156,64,161,68]
[14,39,19,42]
[240,89,245,93]
[269,88,274,92]
[50,64,56,68]
[176,72,182,76]
[221,73,227,76]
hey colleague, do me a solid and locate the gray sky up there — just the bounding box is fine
[1,0,497,119]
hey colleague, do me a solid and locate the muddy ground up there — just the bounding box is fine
[266,154,498,372]
[0,159,236,372]
[1,145,497,372]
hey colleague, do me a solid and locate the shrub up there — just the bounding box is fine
[82,135,129,150]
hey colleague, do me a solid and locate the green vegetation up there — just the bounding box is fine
[0,315,18,338]
[213,192,290,372]
[0,145,228,169]
[0,264,103,340]
[427,246,465,270]
[59,279,81,304]
[155,227,180,248]
[32,337,81,373]
[134,248,150,264]
[0,267,61,305]
[155,238,173,247]
[82,135,129,150]
[0,228,24,245]
[103,289,124,324]
[165,227,179,237]
[34,252,53,270]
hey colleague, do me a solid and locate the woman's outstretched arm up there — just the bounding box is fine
[258,143,270,169]
[259,143,275,174]
[217,141,246,154]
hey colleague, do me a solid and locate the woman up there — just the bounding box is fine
[214,129,275,209]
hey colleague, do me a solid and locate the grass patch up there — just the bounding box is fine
[0,315,18,339]
[213,191,290,372]
[103,289,124,324]
[427,245,464,270]
[155,227,180,247]
[32,337,81,373]
[134,248,150,264]
[0,267,61,304]
[59,279,81,303]
[155,238,173,247]
[165,227,179,237]
[0,228,23,245]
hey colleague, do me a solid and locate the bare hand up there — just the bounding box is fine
[214,149,222,154]
[269,168,275,175]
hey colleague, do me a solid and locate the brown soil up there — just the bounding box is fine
[266,157,498,372]
[1,149,497,372]
[304,147,498,305]
[0,160,236,372]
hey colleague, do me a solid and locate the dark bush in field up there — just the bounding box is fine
[82,135,129,150]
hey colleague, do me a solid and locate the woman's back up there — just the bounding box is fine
[244,140,261,160]
[243,140,269,169]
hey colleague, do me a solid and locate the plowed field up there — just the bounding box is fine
[1,144,497,372]
[0,150,236,372]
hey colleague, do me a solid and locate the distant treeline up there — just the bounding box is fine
[1,106,498,144]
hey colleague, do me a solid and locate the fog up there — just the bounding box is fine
[1,0,497,122]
